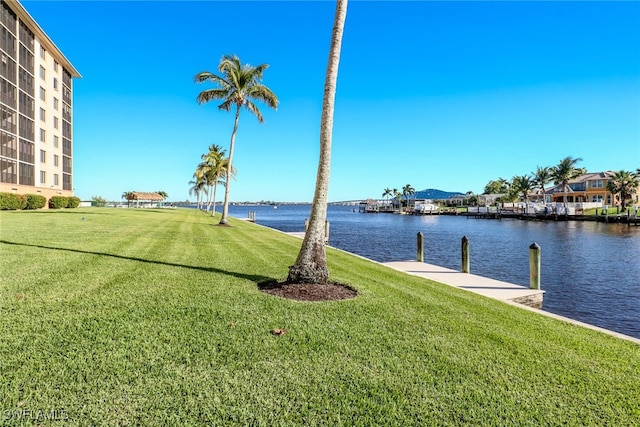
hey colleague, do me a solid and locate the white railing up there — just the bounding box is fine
[468,201,605,216]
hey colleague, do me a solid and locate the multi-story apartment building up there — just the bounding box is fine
[0,0,80,200]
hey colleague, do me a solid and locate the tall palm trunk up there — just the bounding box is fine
[288,0,347,284]
[219,106,240,225]
[205,185,212,212]
[211,181,218,217]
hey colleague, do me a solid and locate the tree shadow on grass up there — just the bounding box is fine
[0,240,274,284]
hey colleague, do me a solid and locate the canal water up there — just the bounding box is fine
[226,204,640,339]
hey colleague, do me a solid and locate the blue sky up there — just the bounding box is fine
[26,0,640,202]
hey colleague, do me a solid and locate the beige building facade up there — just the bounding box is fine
[0,0,80,200]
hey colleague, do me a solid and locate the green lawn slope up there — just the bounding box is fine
[1,208,638,426]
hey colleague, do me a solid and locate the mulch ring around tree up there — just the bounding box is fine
[258,281,357,302]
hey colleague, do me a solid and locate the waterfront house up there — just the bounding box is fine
[544,171,638,206]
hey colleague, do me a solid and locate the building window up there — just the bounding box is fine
[53,135,58,147]
[40,45,45,59]
[62,156,71,173]
[39,65,45,79]
[18,68,33,97]
[0,158,17,184]
[19,139,34,163]
[40,170,45,184]
[63,172,71,190]
[589,180,604,189]
[39,87,45,101]
[54,173,59,186]
[18,114,33,140]
[53,154,58,167]
[53,97,59,110]
[53,116,58,129]
[53,77,58,90]
[1,104,17,134]
[40,128,45,142]
[54,61,58,72]
[40,149,45,163]
[18,162,34,185]
[40,107,45,121]
[0,78,16,108]
[1,52,17,85]
[0,130,17,159]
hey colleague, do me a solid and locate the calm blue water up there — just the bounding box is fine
[223,204,640,339]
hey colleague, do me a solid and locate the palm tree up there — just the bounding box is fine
[402,184,415,211]
[606,170,640,211]
[532,166,552,204]
[382,187,392,207]
[551,156,583,208]
[287,0,348,285]
[121,191,134,208]
[156,191,168,200]
[512,175,534,213]
[393,188,402,212]
[195,55,279,225]
[200,144,227,216]
[189,166,208,210]
[208,157,235,217]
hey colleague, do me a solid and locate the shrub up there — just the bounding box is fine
[49,196,68,209]
[25,194,47,210]
[67,196,81,208]
[0,192,27,210]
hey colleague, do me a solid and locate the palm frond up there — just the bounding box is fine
[247,84,279,110]
[217,98,234,112]
[197,88,230,105]
[194,71,230,87]
[244,100,264,123]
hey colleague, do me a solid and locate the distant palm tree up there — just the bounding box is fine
[551,156,583,208]
[606,170,639,211]
[402,184,415,211]
[200,144,227,216]
[287,0,348,285]
[532,166,552,204]
[392,188,402,212]
[121,191,134,208]
[189,167,208,210]
[382,187,392,206]
[195,55,278,225]
[512,175,534,212]
[156,191,168,200]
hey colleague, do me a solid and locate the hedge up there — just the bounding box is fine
[0,192,27,210]
[25,194,47,210]
[67,196,81,208]
[49,196,68,209]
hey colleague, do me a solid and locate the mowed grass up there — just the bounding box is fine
[0,208,638,426]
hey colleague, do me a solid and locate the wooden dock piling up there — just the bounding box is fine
[461,236,470,273]
[529,242,541,290]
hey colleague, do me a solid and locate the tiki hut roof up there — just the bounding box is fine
[131,192,164,201]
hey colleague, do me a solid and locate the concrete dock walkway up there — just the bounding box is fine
[281,231,638,343]
[383,260,544,308]
[382,260,639,344]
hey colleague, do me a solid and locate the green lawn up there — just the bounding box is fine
[1,208,638,426]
